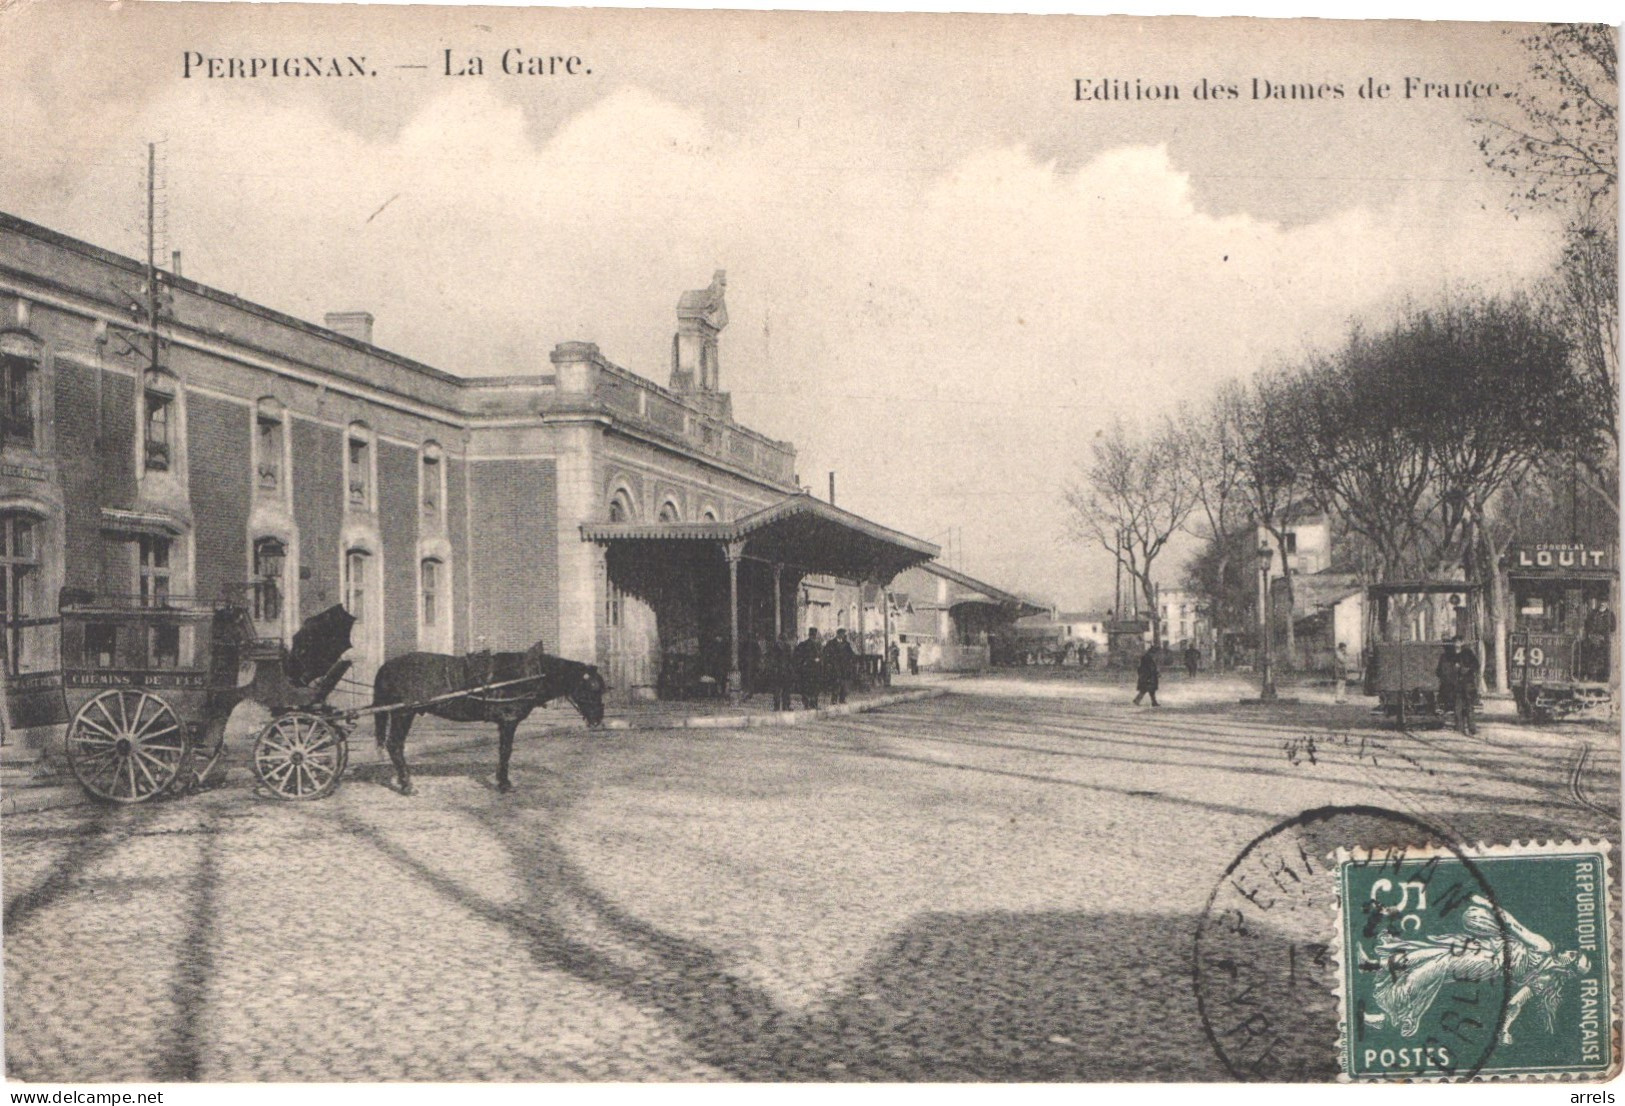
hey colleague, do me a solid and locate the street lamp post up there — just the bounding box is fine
[1257,541,1278,701]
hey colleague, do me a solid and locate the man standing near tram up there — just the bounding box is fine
[1436,636,1479,735]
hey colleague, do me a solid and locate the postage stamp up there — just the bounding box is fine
[1337,841,1615,1081]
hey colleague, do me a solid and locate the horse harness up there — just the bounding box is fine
[460,650,543,715]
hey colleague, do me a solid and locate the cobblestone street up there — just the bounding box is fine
[5,673,1617,1082]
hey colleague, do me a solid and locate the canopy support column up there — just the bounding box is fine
[726,540,744,699]
[882,586,892,685]
[858,578,868,675]
[772,563,783,640]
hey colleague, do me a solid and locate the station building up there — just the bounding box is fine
[0,214,945,750]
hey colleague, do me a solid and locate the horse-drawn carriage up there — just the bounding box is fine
[56,588,604,804]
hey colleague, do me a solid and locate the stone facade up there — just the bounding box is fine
[0,213,798,745]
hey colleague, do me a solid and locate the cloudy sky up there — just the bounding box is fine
[0,3,1588,608]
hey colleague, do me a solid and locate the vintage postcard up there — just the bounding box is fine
[0,0,1618,1092]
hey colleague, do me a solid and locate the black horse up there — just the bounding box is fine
[371,641,606,794]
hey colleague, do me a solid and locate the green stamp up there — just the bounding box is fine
[1339,843,1613,1081]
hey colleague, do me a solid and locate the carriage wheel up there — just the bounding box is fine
[66,690,189,804]
[253,713,347,800]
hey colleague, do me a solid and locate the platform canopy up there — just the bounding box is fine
[581,492,939,584]
[924,562,1046,618]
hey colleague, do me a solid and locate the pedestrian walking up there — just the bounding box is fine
[888,641,901,676]
[907,643,919,675]
[794,628,824,710]
[1333,642,1351,703]
[1133,647,1160,706]
[770,631,796,711]
[1184,644,1199,679]
[823,627,855,704]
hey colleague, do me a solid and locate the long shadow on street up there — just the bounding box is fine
[337,766,1231,1081]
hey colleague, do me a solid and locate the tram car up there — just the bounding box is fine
[1362,580,1483,728]
[1505,543,1616,722]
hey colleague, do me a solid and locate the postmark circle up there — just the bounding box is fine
[1192,805,1511,1082]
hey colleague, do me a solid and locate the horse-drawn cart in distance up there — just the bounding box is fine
[56,588,605,804]
[1362,580,1483,729]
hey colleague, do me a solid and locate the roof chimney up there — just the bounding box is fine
[324,311,375,346]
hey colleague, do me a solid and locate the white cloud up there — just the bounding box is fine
[0,79,1564,605]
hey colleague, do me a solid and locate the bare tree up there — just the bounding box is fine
[1407,293,1581,688]
[1476,24,1618,515]
[1065,418,1197,647]
[1475,24,1617,213]
[1226,373,1311,664]
[1173,393,1250,659]
[1551,219,1619,514]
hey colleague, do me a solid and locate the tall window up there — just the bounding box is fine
[346,424,372,509]
[0,513,39,674]
[608,489,634,522]
[144,390,172,472]
[421,558,441,627]
[138,536,171,607]
[347,439,368,506]
[253,537,285,624]
[421,443,443,525]
[256,399,284,492]
[1,355,36,450]
[602,562,625,643]
[344,549,369,622]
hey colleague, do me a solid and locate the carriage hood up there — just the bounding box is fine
[286,605,356,687]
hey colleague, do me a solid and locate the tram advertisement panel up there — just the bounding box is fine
[1507,543,1612,573]
[1509,631,1575,684]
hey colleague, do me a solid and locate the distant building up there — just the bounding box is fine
[1056,611,1110,651]
[1273,572,1365,672]
[1155,588,1208,654]
[1258,513,1332,576]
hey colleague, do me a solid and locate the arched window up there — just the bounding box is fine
[253,537,285,624]
[699,503,719,523]
[421,441,444,526]
[0,512,40,674]
[255,398,285,493]
[608,487,635,523]
[658,499,681,523]
[344,548,370,622]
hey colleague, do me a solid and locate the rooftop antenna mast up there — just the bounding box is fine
[109,142,174,375]
[146,142,160,373]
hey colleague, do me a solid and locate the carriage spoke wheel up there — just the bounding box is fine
[253,713,347,801]
[66,690,188,804]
